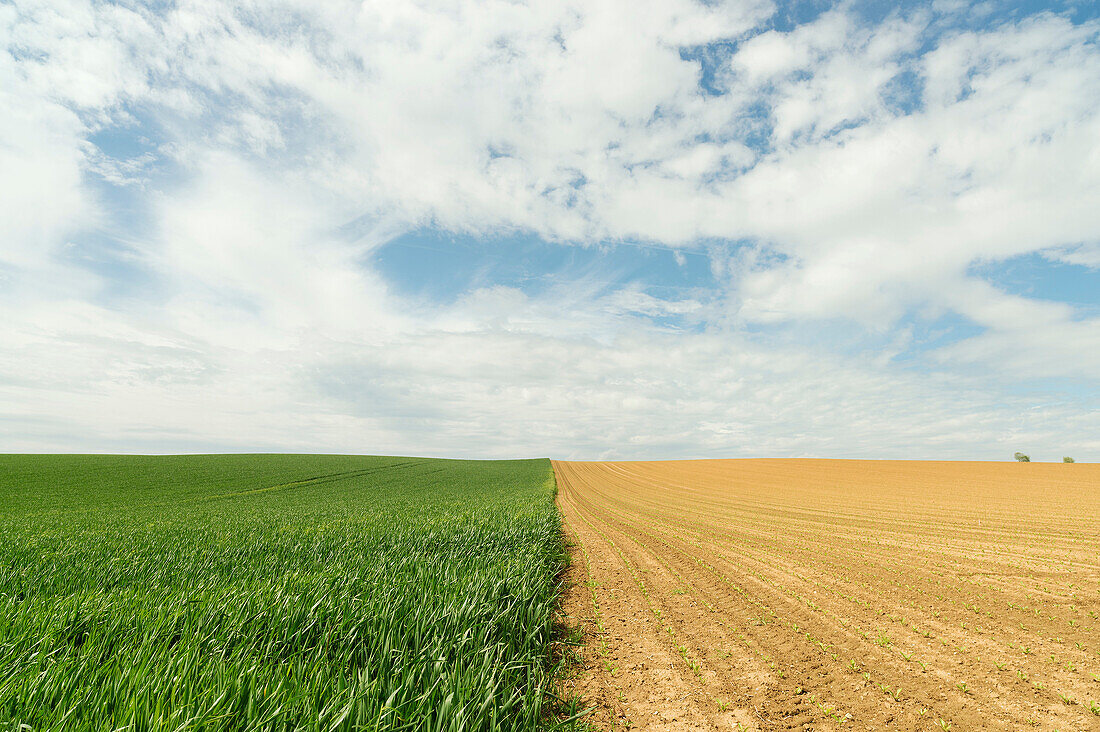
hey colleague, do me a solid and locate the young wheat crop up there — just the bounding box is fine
[0,454,563,731]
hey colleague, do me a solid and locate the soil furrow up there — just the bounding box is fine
[555,459,1100,732]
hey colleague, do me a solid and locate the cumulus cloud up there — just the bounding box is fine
[1,0,1098,460]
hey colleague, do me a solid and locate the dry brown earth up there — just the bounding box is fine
[554,459,1100,732]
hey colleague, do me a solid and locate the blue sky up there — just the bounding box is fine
[1,0,1098,460]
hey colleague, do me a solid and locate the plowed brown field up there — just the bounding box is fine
[554,459,1100,732]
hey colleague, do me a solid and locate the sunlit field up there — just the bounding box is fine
[556,459,1100,731]
[0,455,563,731]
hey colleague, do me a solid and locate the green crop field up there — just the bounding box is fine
[0,455,565,731]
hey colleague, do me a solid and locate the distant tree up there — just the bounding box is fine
[1014,452,1030,462]
[1063,456,1075,463]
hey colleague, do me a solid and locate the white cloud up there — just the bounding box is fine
[4,278,1095,461]
[0,0,1098,459]
[730,29,809,81]
[1049,244,1100,269]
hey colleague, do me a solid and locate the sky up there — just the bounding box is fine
[2,0,1099,461]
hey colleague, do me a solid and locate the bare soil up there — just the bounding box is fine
[554,459,1100,731]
